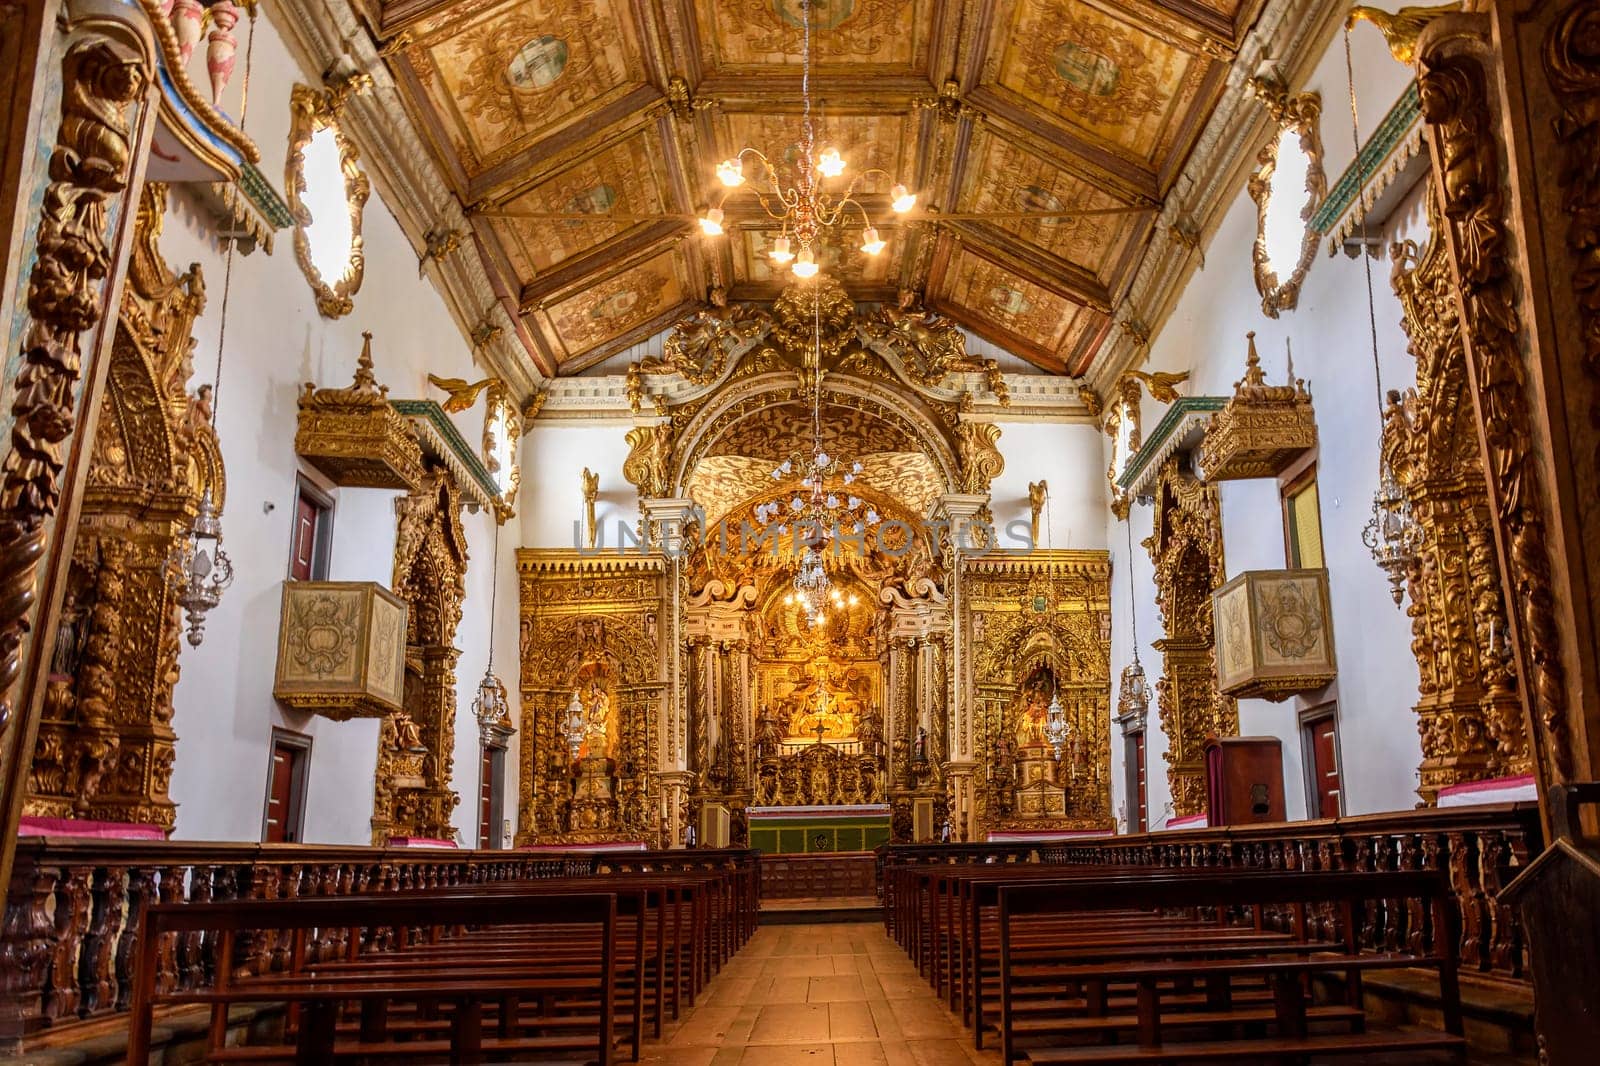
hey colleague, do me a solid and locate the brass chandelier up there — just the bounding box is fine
[696,0,914,278]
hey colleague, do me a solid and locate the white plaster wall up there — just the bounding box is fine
[520,425,641,550]
[988,421,1108,552]
[158,16,519,845]
[1106,19,1429,829]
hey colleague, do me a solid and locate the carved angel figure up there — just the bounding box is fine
[427,374,494,413]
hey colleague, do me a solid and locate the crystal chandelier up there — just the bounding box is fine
[1362,459,1423,605]
[697,0,915,278]
[167,489,234,647]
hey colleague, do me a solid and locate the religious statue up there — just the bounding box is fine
[914,726,928,764]
[1028,480,1048,546]
[581,467,599,548]
[1015,678,1052,749]
[755,704,785,760]
[858,703,883,759]
[577,679,612,759]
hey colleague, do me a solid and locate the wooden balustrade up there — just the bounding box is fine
[0,839,757,1049]
[879,803,1541,986]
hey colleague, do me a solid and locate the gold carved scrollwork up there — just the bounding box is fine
[287,79,371,319]
[296,333,425,490]
[373,466,468,844]
[26,181,225,831]
[755,744,881,807]
[1,37,149,747]
[1416,18,1571,781]
[1247,74,1326,318]
[955,421,1004,495]
[1386,192,1527,803]
[622,423,674,499]
[1199,332,1316,481]
[1146,458,1234,816]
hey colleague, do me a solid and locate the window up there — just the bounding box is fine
[479,746,506,849]
[1247,75,1326,317]
[287,82,369,318]
[1301,708,1342,819]
[263,729,312,843]
[482,381,522,512]
[288,477,334,581]
[1125,731,1148,832]
[1282,468,1324,569]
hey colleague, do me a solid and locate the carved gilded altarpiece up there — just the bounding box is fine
[1385,193,1527,802]
[27,185,225,830]
[516,551,666,846]
[372,466,469,844]
[1146,457,1234,817]
[966,551,1113,835]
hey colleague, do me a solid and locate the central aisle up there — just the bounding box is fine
[648,923,1001,1066]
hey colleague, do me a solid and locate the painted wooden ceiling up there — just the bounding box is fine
[371,0,1263,378]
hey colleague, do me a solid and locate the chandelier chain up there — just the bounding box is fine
[210,9,257,425]
[1343,25,1385,423]
[1125,518,1140,659]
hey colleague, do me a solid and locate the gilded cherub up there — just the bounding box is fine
[426,374,495,413]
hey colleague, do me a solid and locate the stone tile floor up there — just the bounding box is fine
[645,923,1000,1066]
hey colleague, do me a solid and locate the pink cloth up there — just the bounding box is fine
[387,837,458,848]
[18,816,166,840]
[517,842,648,853]
[1437,774,1537,807]
[1162,813,1209,830]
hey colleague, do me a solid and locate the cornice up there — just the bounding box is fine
[527,371,1094,424]
[1089,0,1349,392]
[1311,83,1425,254]
[267,0,539,396]
[389,399,499,509]
[1117,396,1227,499]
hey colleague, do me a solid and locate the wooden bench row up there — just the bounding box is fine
[881,859,1468,1064]
[126,863,755,1064]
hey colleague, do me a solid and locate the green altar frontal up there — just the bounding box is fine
[749,808,892,854]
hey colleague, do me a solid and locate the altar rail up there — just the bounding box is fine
[877,803,1541,986]
[0,839,757,1049]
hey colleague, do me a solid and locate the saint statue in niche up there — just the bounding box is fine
[572,663,618,760]
[1014,666,1056,750]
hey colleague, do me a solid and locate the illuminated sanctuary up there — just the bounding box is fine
[0,0,1596,1062]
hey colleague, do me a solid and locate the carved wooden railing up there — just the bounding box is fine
[0,839,757,1048]
[878,803,1542,986]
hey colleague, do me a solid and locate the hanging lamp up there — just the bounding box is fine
[168,10,259,647]
[472,528,512,743]
[1117,519,1152,726]
[1342,27,1423,602]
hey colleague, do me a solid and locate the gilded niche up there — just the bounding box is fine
[1146,457,1234,817]
[966,551,1113,834]
[516,551,666,846]
[373,466,468,844]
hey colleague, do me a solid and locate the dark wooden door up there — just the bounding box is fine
[1134,732,1148,832]
[265,743,297,842]
[1310,717,1341,819]
[290,492,320,581]
[479,748,495,848]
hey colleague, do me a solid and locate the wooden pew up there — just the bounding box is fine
[994,870,1466,1064]
[127,890,619,1065]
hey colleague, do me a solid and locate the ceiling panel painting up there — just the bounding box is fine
[717,112,912,197]
[990,0,1208,165]
[537,249,690,365]
[405,0,646,177]
[488,128,673,278]
[957,129,1145,283]
[931,243,1105,372]
[735,224,900,289]
[694,0,925,72]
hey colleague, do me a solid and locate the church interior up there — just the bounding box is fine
[0,0,1597,1062]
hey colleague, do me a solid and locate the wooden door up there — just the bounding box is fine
[479,748,495,848]
[265,742,297,842]
[1309,716,1341,819]
[1125,731,1148,832]
[290,492,320,581]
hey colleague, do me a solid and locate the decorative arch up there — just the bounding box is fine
[26,183,222,831]
[1145,456,1234,817]
[373,465,468,844]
